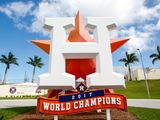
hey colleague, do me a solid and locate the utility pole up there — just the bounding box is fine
[24,71,28,83]
[0,74,1,84]
[137,49,150,98]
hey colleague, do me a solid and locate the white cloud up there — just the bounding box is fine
[110,23,157,52]
[29,1,68,33]
[64,0,146,24]
[0,7,12,16]
[125,30,150,52]
[0,1,34,19]
[29,0,160,51]
[157,20,160,29]
[143,24,157,32]
[57,0,160,24]
[137,4,160,22]
[0,0,160,51]
[117,27,155,52]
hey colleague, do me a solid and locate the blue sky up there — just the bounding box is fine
[0,0,160,83]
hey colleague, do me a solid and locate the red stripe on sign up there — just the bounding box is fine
[37,93,127,115]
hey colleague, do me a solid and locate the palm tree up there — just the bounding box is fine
[150,46,160,64]
[0,52,18,84]
[27,56,44,83]
[119,52,138,81]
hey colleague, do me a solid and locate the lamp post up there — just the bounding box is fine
[137,49,150,98]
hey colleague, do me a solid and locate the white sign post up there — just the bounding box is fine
[106,109,111,120]
[54,115,58,120]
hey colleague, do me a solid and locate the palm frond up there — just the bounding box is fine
[1,55,7,59]
[157,46,160,55]
[27,56,44,68]
[125,63,128,67]
[119,58,128,62]
[152,58,159,64]
[150,53,159,58]
[0,52,18,68]
[150,46,160,64]
[119,51,138,66]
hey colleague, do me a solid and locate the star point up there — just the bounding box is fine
[32,38,129,54]
[68,11,93,42]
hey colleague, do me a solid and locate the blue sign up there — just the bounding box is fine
[59,90,104,102]
[76,83,87,93]
[9,87,16,94]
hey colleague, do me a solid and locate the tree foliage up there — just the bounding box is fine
[150,46,160,64]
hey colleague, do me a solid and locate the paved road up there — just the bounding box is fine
[0,99,36,108]
[0,99,160,109]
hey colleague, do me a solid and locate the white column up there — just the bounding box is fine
[54,115,58,120]
[97,109,102,113]
[106,109,111,120]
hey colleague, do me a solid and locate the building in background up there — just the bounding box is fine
[126,68,160,81]
[113,66,160,81]
[0,82,47,97]
[113,66,128,75]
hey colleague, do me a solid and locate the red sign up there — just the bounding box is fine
[37,93,127,115]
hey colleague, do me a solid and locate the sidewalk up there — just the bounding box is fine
[127,99,160,109]
[0,99,160,109]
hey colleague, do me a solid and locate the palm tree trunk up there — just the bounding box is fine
[128,64,132,81]
[2,67,8,84]
[32,67,36,83]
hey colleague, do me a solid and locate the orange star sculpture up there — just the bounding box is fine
[32,11,129,98]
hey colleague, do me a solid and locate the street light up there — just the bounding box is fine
[137,49,150,98]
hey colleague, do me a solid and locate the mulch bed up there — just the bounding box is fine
[12,108,137,120]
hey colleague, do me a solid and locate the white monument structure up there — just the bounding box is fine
[38,16,125,90]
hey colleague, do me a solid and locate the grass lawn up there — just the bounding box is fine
[0,95,47,100]
[129,107,160,120]
[0,96,36,100]
[115,80,160,99]
[0,107,160,120]
[0,106,35,120]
